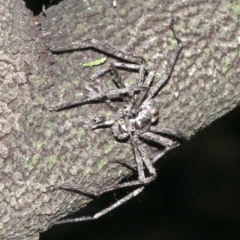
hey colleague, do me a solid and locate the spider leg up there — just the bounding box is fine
[86,61,147,109]
[86,62,143,82]
[53,136,164,225]
[50,38,145,66]
[60,136,157,196]
[140,127,189,163]
[53,186,144,225]
[50,38,149,110]
[85,60,147,115]
[109,159,137,172]
[88,63,125,112]
[50,37,147,86]
[110,63,125,88]
[91,117,115,129]
[54,136,160,225]
[48,85,146,111]
[152,147,171,164]
[132,136,157,178]
[140,131,178,148]
[111,121,129,140]
[104,99,119,112]
[110,146,172,171]
[109,63,131,103]
[149,126,190,141]
[131,70,155,111]
[147,19,183,100]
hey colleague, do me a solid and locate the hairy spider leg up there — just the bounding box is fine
[140,132,178,148]
[104,63,128,108]
[86,63,126,112]
[90,117,115,129]
[132,136,157,179]
[86,60,148,108]
[52,135,175,225]
[86,62,146,83]
[109,63,125,88]
[112,148,170,171]
[147,19,183,101]
[131,70,155,111]
[48,62,148,112]
[87,63,151,131]
[50,38,146,71]
[149,126,190,141]
[87,66,153,131]
[105,61,152,112]
[53,187,145,225]
[84,85,120,112]
[60,136,157,199]
[50,37,148,85]
[110,120,129,140]
[152,147,171,164]
[48,85,146,111]
[110,126,189,172]
[108,158,139,173]
[148,127,189,165]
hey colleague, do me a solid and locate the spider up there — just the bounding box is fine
[48,20,188,224]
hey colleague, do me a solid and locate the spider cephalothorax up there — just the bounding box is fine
[49,20,188,224]
[112,94,159,139]
[90,84,159,137]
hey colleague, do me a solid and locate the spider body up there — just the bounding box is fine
[112,96,159,139]
[49,20,188,224]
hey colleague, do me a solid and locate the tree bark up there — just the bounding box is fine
[0,0,240,239]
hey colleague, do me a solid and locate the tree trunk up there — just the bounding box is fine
[0,0,240,239]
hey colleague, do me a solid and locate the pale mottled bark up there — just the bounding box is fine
[0,0,240,239]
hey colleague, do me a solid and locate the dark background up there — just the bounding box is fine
[40,106,240,240]
[23,2,240,239]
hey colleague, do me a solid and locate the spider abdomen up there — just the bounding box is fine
[135,109,152,133]
[143,99,159,123]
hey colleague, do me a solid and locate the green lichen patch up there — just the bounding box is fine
[221,57,231,74]
[228,1,240,15]
[103,141,116,155]
[76,127,86,139]
[70,127,77,136]
[203,48,211,58]
[60,155,66,162]
[98,157,108,170]
[61,81,73,90]
[46,154,57,167]
[168,35,179,48]
[32,141,43,151]
[43,127,54,138]
[28,154,39,167]
[28,75,45,89]
[73,23,88,37]
[209,59,215,68]
[83,166,91,176]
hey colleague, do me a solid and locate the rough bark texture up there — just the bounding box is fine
[0,0,240,239]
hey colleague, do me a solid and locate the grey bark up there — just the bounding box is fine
[0,0,240,239]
